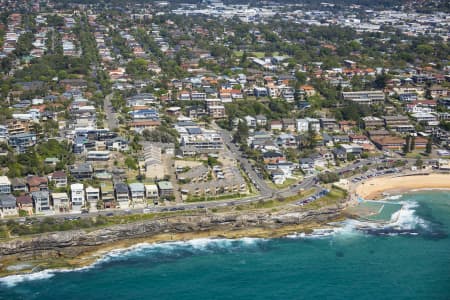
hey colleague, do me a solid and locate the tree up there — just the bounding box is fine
[304,124,316,149]
[233,121,249,144]
[404,135,411,154]
[426,137,433,154]
[318,172,339,184]
[125,156,138,170]
[410,136,416,151]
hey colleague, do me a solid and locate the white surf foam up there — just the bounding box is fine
[385,194,403,200]
[0,264,95,288]
[0,238,266,287]
[0,269,55,287]
[286,199,428,240]
[389,201,429,230]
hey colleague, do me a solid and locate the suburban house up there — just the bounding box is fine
[339,144,364,156]
[85,186,100,211]
[263,151,285,164]
[70,183,85,212]
[320,118,338,131]
[100,183,115,209]
[11,178,28,193]
[270,168,286,184]
[70,163,93,180]
[0,176,11,194]
[299,158,316,175]
[51,171,68,188]
[129,183,145,207]
[16,195,33,215]
[32,191,51,213]
[270,120,283,131]
[27,176,48,192]
[282,118,296,132]
[145,184,159,204]
[114,183,130,209]
[52,192,70,213]
[157,181,174,199]
[0,194,18,217]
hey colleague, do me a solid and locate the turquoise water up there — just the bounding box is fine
[1,191,449,300]
[365,202,403,221]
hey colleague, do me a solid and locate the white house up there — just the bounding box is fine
[296,118,320,133]
[145,184,159,204]
[71,183,85,212]
[0,194,18,218]
[85,186,100,211]
[244,115,257,128]
[0,176,11,194]
[129,183,145,207]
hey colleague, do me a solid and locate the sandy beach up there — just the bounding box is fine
[355,172,450,200]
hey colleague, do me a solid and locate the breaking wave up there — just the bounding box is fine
[287,200,434,239]
[0,238,266,288]
[0,195,443,288]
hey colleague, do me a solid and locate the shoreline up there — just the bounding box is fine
[354,172,450,200]
[2,176,448,279]
[0,206,345,278]
[0,222,337,278]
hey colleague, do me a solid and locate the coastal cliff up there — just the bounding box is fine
[0,206,342,274]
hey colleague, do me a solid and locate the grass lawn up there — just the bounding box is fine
[302,187,347,210]
[235,188,315,211]
[405,151,427,158]
[184,193,250,203]
[266,178,299,190]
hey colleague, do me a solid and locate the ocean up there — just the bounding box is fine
[1,191,449,300]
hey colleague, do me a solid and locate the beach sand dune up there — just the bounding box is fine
[355,173,450,200]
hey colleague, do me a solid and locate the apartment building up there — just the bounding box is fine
[342,91,385,105]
